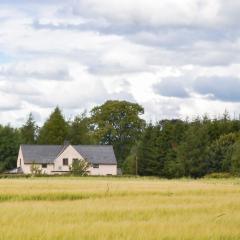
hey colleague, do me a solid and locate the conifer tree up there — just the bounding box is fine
[68,112,92,144]
[176,119,210,178]
[0,125,21,172]
[206,133,238,173]
[38,107,68,144]
[231,140,240,174]
[21,113,38,144]
[137,124,159,176]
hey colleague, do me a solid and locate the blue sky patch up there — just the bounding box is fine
[0,52,12,64]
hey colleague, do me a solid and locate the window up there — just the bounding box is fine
[72,158,78,164]
[93,164,99,168]
[42,163,47,168]
[63,158,68,166]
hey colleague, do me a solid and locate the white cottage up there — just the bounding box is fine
[17,144,117,175]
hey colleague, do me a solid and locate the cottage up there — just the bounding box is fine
[17,143,117,175]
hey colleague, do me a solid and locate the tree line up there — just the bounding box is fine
[126,115,240,178]
[1,100,240,178]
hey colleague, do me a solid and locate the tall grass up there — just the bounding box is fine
[0,177,240,239]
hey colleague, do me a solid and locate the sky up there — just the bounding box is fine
[0,0,240,126]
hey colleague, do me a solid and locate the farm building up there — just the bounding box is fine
[16,143,117,175]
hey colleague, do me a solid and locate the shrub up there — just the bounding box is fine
[30,162,42,176]
[69,159,90,176]
[204,172,233,179]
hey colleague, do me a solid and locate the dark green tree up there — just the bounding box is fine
[0,125,21,172]
[90,100,145,165]
[137,124,160,176]
[176,118,210,178]
[206,133,238,173]
[122,144,139,175]
[20,113,38,144]
[68,112,93,145]
[231,140,240,174]
[38,107,68,144]
[135,120,187,177]
[156,120,188,177]
[163,150,185,178]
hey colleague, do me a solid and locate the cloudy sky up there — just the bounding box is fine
[0,0,240,126]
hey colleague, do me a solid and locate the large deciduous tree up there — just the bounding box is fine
[38,107,68,144]
[90,100,145,165]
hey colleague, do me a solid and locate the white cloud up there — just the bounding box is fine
[0,58,72,81]
[0,91,22,111]
[70,0,221,27]
[0,1,240,126]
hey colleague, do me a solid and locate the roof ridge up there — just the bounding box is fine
[21,144,112,146]
[21,144,62,146]
[73,145,113,147]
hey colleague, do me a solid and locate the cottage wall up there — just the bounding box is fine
[54,145,83,172]
[17,146,23,168]
[17,147,30,174]
[89,164,117,175]
[21,163,54,175]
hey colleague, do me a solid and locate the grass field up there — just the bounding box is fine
[0,177,240,240]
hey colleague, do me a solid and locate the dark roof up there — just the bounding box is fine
[20,144,117,165]
[74,145,117,165]
[21,145,63,164]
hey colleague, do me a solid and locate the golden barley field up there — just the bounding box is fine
[0,177,240,240]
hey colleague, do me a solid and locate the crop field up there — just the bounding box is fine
[0,177,240,240]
